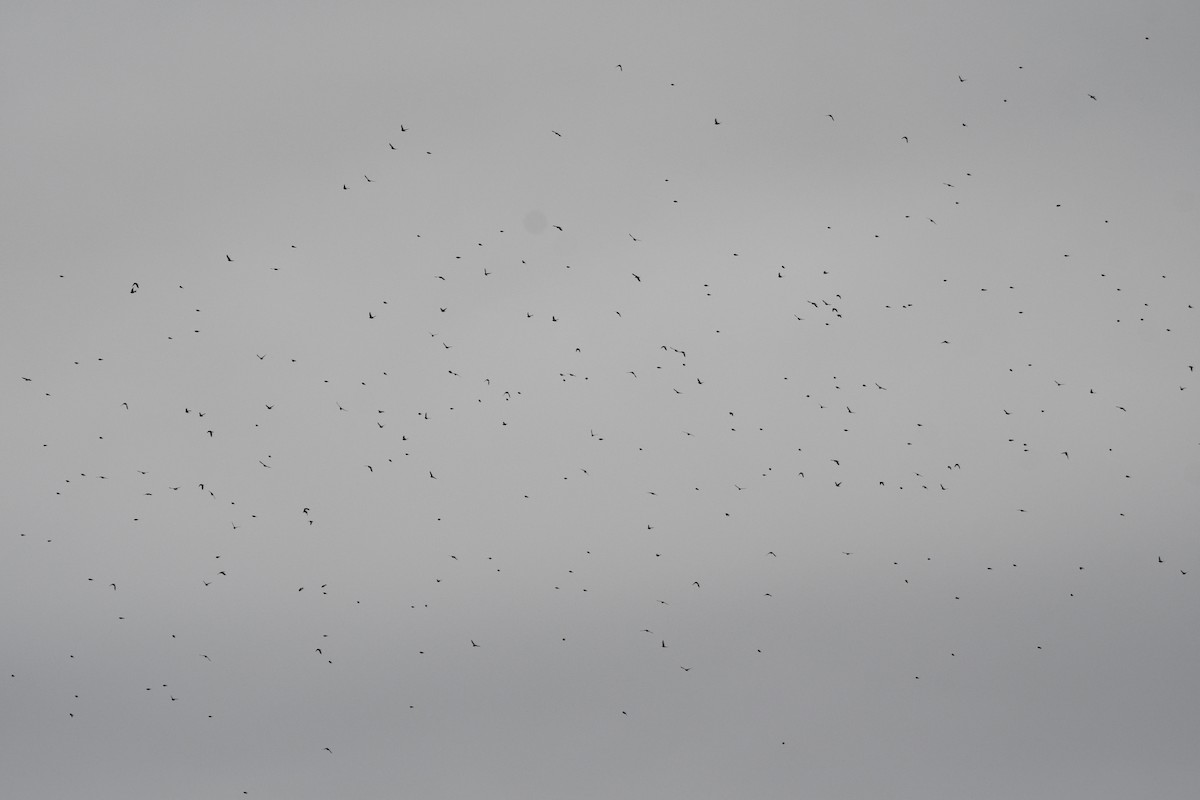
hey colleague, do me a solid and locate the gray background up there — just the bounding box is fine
[4,2,1199,798]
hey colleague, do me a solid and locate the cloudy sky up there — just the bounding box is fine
[4,2,1200,798]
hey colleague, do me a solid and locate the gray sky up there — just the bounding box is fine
[4,2,1200,798]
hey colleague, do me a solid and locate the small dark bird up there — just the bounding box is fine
[827,114,835,121]
[1088,94,1097,100]
[130,282,139,294]
[471,640,479,647]
[400,125,407,132]
[389,143,396,149]
[226,255,233,262]
[632,273,641,282]
[551,130,562,137]
[714,118,721,125]
[429,471,437,479]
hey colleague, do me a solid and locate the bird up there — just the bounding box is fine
[714,117,721,125]
[551,130,562,137]
[471,640,480,647]
[429,471,437,479]
[130,282,139,294]
[632,273,641,282]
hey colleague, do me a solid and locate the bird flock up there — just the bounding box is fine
[7,28,1200,800]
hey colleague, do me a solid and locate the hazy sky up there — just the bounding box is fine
[4,2,1200,798]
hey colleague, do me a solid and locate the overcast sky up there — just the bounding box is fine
[4,2,1200,798]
